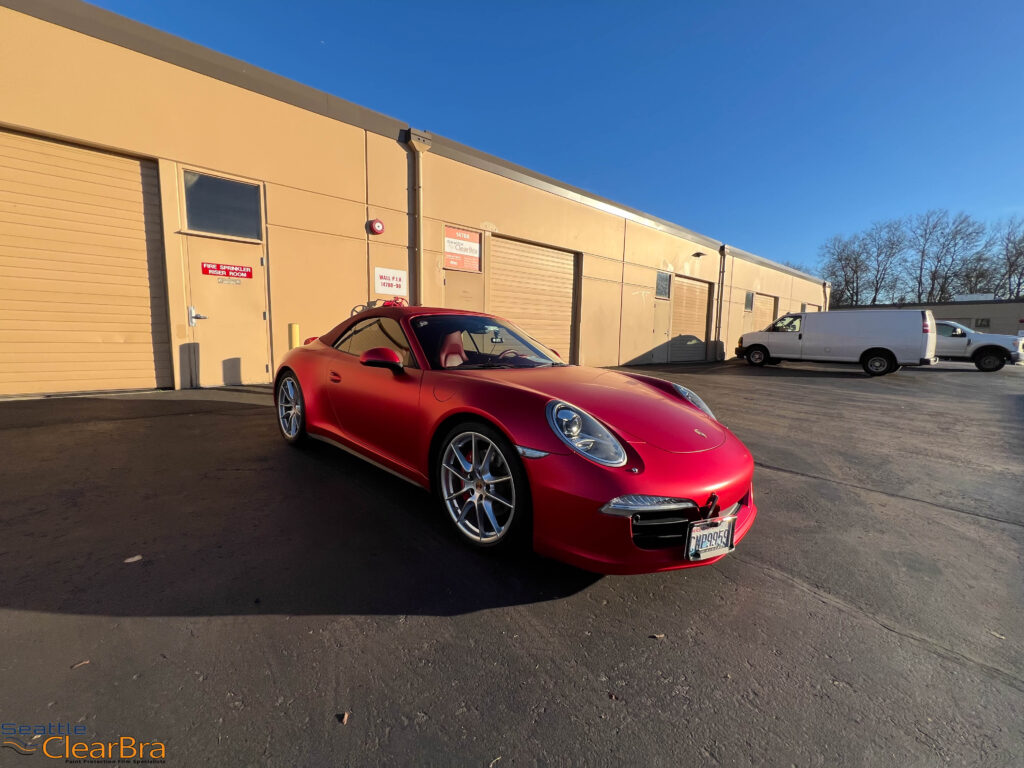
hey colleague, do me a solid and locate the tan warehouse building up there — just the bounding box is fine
[0,0,829,397]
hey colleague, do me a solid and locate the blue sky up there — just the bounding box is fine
[89,0,1024,273]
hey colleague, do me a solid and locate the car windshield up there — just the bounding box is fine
[411,314,565,370]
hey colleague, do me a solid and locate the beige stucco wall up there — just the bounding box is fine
[1,5,828,388]
[721,252,829,351]
[0,7,385,386]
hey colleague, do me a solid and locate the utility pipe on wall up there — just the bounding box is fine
[714,244,728,360]
[405,129,431,306]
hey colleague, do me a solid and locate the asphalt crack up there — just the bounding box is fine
[731,553,1024,695]
[755,462,1023,528]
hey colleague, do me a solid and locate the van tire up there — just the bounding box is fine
[973,348,1006,372]
[861,349,897,376]
[746,345,769,366]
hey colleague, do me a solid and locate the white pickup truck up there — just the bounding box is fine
[935,321,1024,372]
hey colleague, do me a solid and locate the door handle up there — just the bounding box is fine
[188,305,208,326]
[329,371,341,383]
[798,333,802,340]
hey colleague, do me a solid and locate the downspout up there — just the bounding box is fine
[714,244,728,360]
[822,280,830,311]
[405,128,431,306]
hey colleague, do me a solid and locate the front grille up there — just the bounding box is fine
[630,508,699,550]
[631,502,742,550]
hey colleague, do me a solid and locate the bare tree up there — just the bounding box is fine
[819,234,867,306]
[990,217,1024,298]
[931,212,987,301]
[817,210,1016,305]
[905,210,946,303]
[861,219,906,304]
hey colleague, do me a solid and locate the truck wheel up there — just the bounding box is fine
[746,345,769,366]
[973,349,1006,372]
[861,349,896,376]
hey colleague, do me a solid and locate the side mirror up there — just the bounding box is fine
[359,347,403,373]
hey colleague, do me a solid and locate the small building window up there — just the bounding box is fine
[655,271,671,299]
[184,170,262,240]
[744,291,755,312]
[975,318,991,329]
[800,302,807,312]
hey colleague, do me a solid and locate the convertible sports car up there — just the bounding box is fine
[274,304,757,574]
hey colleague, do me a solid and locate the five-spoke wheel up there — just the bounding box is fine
[437,425,526,547]
[276,372,307,444]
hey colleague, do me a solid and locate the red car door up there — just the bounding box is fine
[323,317,425,477]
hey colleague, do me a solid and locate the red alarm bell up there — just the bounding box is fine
[369,218,385,235]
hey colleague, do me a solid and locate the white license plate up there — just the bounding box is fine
[687,516,736,560]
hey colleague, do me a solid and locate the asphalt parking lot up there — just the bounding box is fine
[1,361,1021,766]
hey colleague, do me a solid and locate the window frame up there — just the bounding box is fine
[333,316,418,368]
[181,168,265,243]
[655,271,672,300]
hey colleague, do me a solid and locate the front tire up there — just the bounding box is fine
[862,349,897,376]
[436,421,530,549]
[746,345,769,366]
[276,371,307,445]
[974,349,1006,372]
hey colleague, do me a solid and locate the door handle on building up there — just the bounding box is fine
[188,306,208,326]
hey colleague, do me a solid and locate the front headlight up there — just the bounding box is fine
[671,383,716,421]
[546,401,627,467]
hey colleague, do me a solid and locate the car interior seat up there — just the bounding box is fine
[439,331,468,368]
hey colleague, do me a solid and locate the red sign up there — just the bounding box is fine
[201,262,253,279]
[444,226,481,271]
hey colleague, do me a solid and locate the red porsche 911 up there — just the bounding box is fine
[274,304,757,574]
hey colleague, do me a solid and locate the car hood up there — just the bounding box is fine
[459,366,727,453]
[975,333,1023,347]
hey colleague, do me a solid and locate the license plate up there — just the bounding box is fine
[687,516,736,560]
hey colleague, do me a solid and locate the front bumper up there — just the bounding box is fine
[735,346,748,357]
[523,437,757,575]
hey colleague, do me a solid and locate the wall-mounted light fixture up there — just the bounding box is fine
[693,251,706,258]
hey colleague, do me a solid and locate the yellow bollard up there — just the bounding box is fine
[288,323,300,350]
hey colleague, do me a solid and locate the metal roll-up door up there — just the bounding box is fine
[488,237,575,358]
[670,276,710,362]
[0,129,172,395]
[752,293,776,331]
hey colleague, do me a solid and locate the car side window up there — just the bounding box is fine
[772,316,800,333]
[334,318,415,367]
[937,324,954,337]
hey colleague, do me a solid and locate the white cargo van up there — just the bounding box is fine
[736,309,938,376]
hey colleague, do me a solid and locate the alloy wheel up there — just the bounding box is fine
[277,376,303,438]
[440,431,516,544]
